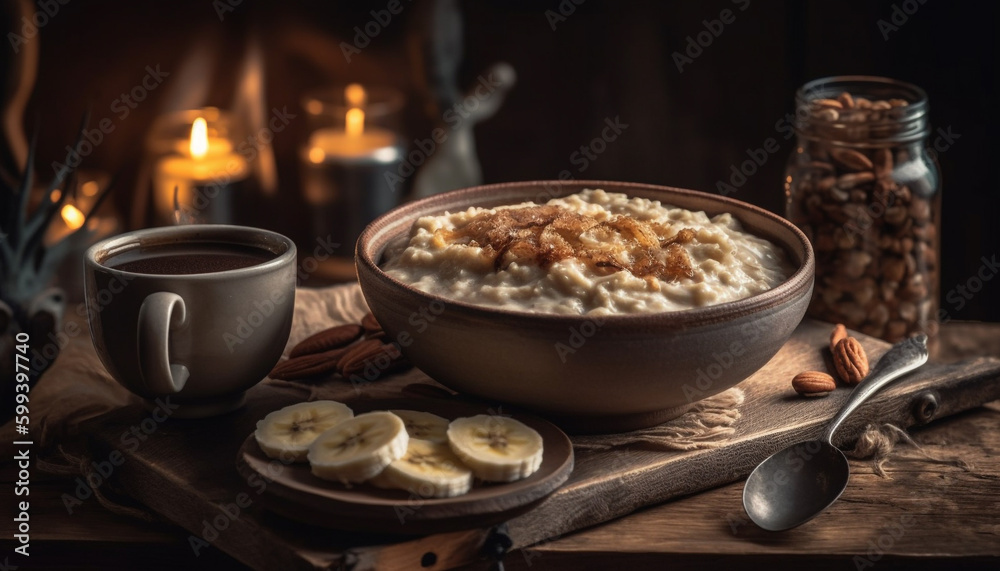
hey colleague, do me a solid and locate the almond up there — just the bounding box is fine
[830,323,848,352]
[833,337,870,385]
[816,108,839,122]
[364,330,387,341]
[289,324,363,358]
[339,340,409,378]
[270,346,350,380]
[835,171,875,189]
[791,371,837,397]
[813,98,843,110]
[836,91,855,109]
[873,148,893,179]
[816,176,837,192]
[830,148,873,172]
[342,351,409,379]
[337,339,389,375]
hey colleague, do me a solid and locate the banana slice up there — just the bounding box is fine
[390,409,450,444]
[373,438,473,498]
[308,411,409,484]
[447,415,544,482]
[367,469,395,490]
[254,400,354,462]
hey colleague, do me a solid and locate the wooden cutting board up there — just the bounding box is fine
[81,320,1000,570]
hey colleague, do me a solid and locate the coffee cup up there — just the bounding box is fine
[84,225,297,418]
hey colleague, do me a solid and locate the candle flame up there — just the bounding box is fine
[61,203,85,230]
[345,83,367,107]
[346,108,365,137]
[190,117,209,159]
[50,189,62,202]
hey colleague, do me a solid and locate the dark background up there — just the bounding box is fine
[16,0,1000,320]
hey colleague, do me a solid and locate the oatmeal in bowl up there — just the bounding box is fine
[382,189,794,315]
[357,181,814,432]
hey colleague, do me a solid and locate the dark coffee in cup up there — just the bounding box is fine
[107,243,275,275]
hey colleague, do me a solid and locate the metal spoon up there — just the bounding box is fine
[743,333,929,531]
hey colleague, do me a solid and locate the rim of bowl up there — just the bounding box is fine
[356,180,815,327]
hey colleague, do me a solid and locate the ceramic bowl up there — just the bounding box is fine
[356,181,814,431]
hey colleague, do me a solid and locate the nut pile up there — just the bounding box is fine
[788,91,938,343]
[791,323,871,397]
[270,313,410,381]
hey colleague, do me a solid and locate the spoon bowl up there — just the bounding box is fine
[743,440,849,531]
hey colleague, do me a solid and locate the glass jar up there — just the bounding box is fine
[785,76,941,345]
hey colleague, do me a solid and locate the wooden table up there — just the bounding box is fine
[4,323,1000,570]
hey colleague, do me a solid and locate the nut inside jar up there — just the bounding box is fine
[785,76,940,345]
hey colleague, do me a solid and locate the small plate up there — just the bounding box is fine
[236,398,574,534]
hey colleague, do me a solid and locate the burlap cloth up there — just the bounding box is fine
[0,283,744,456]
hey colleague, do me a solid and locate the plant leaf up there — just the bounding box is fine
[20,166,71,269]
[0,232,13,273]
[11,127,37,251]
[19,110,90,270]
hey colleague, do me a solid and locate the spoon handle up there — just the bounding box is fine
[822,333,929,444]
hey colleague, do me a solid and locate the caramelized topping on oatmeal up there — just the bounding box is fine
[434,205,698,282]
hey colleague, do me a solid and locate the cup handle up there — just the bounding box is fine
[137,292,189,395]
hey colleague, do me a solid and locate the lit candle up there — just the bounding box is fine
[154,115,249,225]
[301,84,404,279]
[305,90,401,173]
